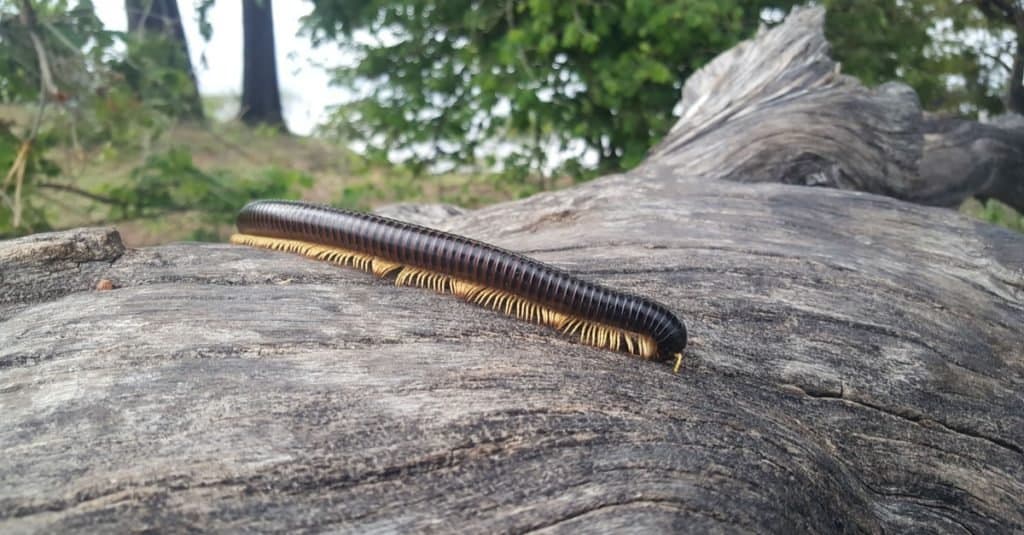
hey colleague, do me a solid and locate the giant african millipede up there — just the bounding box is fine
[231,200,687,371]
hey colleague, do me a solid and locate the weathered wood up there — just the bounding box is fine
[917,113,1024,212]
[2,6,1023,533]
[644,7,1024,213]
[373,202,468,226]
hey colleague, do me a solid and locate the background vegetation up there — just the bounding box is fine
[1,0,1021,245]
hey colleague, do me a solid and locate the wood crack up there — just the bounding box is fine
[792,384,1023,456]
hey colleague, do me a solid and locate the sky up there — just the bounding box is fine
[94,0,349,135]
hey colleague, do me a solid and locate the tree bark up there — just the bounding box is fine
[1,7,1022,533]
[124,0,204,120]
[1010,32,1024,114]
[240,0,286,131]
[917,112,1024,210]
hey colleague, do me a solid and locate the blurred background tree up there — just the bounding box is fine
[1,0,1021,242]
[304,0,1023,180]
[304,0,781,179]
[240,0,287,130]
[820,0,1022,115]
[124,0,204,120]
[972,0,1023,114]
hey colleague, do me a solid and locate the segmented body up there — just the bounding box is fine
[232,200,687,367]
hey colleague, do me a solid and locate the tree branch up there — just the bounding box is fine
[18,0,59,102]
[4,0,61,229]
[36,182,127,206]
[979,47,1014,72]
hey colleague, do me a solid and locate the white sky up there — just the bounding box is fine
[94,0,349,135]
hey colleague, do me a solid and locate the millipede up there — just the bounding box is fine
[230,200,688,371]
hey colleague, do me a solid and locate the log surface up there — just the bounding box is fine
[2,7,1023,533]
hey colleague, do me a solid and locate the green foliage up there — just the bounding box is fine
[108,32,203,121]
[961,197,1024,233]
[0,0,311,239]
[332,166,543,212]
[335,174,423,211]
[101,146,311,226]
[305,0,776,179]
[0,118,61,234]
[820,0,1009,116]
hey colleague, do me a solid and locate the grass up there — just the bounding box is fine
[959,198,1024,234]
[7,104,546,246]
[35,120,356,245]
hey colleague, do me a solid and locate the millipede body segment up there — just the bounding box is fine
[231,200,687,370]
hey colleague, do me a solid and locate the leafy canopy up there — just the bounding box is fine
[821,0,1011,115]
[305,0,778,178]
[306,0,1020,179]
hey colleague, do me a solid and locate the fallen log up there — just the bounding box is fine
[644,8,1024,214]
[1,6,1022,533]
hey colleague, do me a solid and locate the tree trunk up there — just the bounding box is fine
[124,0,204,120]
[974,0,1024,115]
[240,0,286,131]
[1,7,1022,533]
[1009,32,1024,114]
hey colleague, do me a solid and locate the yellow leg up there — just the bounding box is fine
[673,353,684,374]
